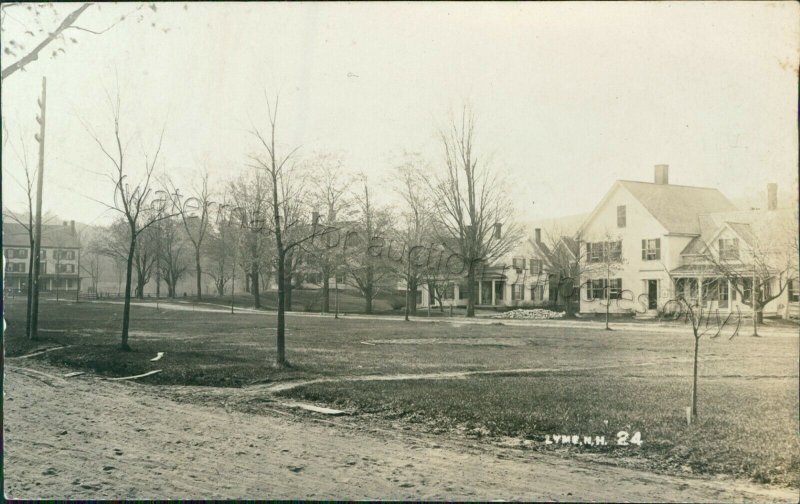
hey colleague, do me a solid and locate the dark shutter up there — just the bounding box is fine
[655,239,661,260]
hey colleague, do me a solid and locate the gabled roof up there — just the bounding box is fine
[679,207,795,257]
[559,236,580,258]
[3,222,80,248]
[616,181,738,235]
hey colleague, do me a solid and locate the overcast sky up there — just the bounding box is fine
[2,2,798,226]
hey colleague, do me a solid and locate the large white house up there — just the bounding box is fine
[577,165,798,318]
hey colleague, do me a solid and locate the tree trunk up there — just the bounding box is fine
[276,251,286,365]
[466,263,476,317]
[121,238,136,351]
[251,261,261,308]
[195,248,202,301]
[285,271,293,311]
[322,275,330,313]
[691,335,699,417]
[409,277,417,315]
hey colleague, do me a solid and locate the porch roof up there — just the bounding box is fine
[669,264,748,277]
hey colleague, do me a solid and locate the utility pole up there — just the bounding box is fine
[29,76,46,340]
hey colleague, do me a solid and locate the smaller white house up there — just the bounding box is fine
[419,228,570,309]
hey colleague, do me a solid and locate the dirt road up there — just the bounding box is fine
[3,361,797,501]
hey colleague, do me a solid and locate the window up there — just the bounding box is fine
[719,281,729,309]
[39,261,47,274]
[443,283,454,300]
[609,278,622,299]
[5,249,29,259]
[617,205,626,228]
[512,257,525,272]
[5,262,25,273]
[530,284,544,301]
[512,284,524,301]
[641,239,661,261]
[742,278,752,303]
[40,250,46,259]
[587,241,622,263]
[587,278,622,300]
[789,280,799,302]
[529,259,543,274]
[718,238,740,260]
[57,264,76,273]
[458,282,469,300]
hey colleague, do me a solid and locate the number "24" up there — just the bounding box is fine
[616,431,642,446]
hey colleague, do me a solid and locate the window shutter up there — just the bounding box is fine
[641,240,646,260]
[655,239,661,260]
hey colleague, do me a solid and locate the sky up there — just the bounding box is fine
[2,2,798,227]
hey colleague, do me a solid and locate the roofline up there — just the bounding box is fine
[616,180,726,191]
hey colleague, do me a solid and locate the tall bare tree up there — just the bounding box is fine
[170,172,212,300]
[429,106,520,317]
[346,175,397,315]
[83,90,172,350]
[393,154,432,318]
[3,133,37,337]
[229,170,271,308]
[158,216,189,298]
[249,94,323,365]
[306,153,353,313]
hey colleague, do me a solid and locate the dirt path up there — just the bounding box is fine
[4,362,796,501]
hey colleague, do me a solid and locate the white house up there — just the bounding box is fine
[578,165,798,318]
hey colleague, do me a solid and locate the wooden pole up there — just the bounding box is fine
[30,76,46,339]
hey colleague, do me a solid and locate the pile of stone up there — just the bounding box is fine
[491,308,566,320]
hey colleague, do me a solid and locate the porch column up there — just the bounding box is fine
[477,281,482,306]
[698,275,704,307]
[491,280,496,306]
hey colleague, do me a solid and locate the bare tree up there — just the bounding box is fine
[83,90,172,350]
[544,227,584,318]
[393,154,433,318]
[158,216,189,298]
[169,172,212,301]
[229,170,271,308]
[3,133,37,337]
[205,194,240,296]
[249,94,324,366]
[306,153,353,313]
[429,105,521,317]
[345,175,397,315]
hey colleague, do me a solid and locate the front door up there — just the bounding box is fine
[647,280,658,310]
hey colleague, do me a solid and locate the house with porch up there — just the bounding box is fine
[3,220,81,294]
[577,165,798,318]
[419,227,568,309]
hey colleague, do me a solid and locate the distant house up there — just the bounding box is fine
[419,227,575,310]
[577,165,798,318]
[3,220,81,293]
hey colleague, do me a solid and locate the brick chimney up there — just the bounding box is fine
[654,164,669,185]
[767,183,777,211]
[535,228,541,244]
[70,220,76,235]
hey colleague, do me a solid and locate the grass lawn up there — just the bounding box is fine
[4,298,798,486]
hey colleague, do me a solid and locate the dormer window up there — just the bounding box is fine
[617,205,626,228]
[719,238,740,260]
